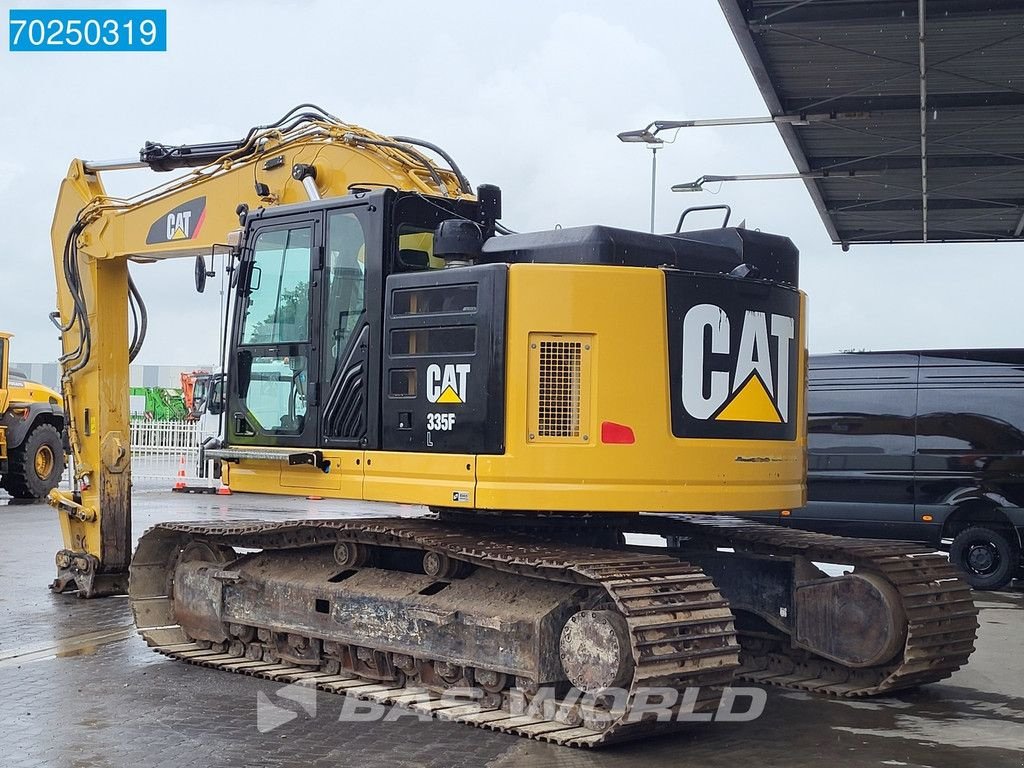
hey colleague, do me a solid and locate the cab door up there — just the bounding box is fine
[319,205,377,449]
[228,214,323,448]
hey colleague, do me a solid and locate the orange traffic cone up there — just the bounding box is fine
[172,456,187,491]
[216,477,232,495]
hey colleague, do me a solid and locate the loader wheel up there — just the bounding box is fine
[950,526,1019,591]
[3,424,65,500]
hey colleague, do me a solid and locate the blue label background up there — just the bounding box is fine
[9,9,167,51]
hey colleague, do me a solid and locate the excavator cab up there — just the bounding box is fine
[208,189,488,476]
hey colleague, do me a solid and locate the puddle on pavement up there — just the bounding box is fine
[76,716,111,731]
[835,713,1024,751]
[780,691,914,711]
[0,626,133,667]
[55,643,100,659]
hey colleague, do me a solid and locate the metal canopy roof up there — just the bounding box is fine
[719,0,1024,246]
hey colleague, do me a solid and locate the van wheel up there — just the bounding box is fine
[949,526,1019,590]
[3,424,65,500]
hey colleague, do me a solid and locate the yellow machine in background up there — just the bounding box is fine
[48,105,977,746]
[0,332,66,499]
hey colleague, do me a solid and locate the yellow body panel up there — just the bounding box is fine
[480,264,806,513]
[228,449,363,498]
[279,456,349,493]
[214,264,807,515]
[5,377,63,408]
[226,449,477,509]
[363,451,476,507]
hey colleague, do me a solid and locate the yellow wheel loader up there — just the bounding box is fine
[47,105,978,746]
[0,332,66,500]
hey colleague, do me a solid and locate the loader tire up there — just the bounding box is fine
[3,423,65,500]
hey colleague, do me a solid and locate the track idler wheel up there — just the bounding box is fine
[794,572,906,668]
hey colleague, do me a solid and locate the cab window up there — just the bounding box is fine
[397,227,440,271]
[241,226,312,345]
[324,212,367,377]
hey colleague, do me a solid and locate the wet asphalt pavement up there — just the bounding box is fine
[1,485,1022,768]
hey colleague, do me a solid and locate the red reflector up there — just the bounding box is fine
[601,421,635,444]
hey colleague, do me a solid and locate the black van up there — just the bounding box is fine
[783,349,1024,589]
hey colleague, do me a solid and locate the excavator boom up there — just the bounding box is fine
[49,105,473,595]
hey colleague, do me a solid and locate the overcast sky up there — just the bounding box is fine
[2,0,1022,367]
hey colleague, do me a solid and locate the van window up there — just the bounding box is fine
[918,381,1024,453]
[808,385,916,457]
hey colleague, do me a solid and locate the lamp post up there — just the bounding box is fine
[617,128,665,233]
[619,114,869,230]
[672,170,871,193]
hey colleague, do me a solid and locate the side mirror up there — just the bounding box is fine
[207,374,225,416]
[194,254,215,293]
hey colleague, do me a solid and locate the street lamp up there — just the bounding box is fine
[617,127,665,233]
[619,113,871,230]
[672,170,871,193]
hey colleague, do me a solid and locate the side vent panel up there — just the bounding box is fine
[528,333,592,443]
[380,263,507,454]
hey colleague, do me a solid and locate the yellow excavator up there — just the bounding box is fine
[48,105,978,747]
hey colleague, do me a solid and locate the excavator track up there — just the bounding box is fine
[657,515,979,696]
[129,515,978,747]
[130,518,741,748]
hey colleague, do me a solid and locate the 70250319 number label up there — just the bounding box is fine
[9,9,166,52]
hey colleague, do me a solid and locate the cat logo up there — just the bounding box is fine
[668,277,800,442]
[682,303,794,424]
[145,197,207,244]
[426,363,470,404]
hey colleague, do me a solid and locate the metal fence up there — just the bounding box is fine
[129,419,213,482]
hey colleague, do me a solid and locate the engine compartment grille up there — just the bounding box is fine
[529,334,591,443]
